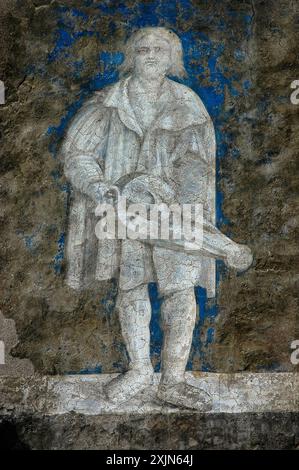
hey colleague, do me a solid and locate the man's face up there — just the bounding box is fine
[133,34,171,79]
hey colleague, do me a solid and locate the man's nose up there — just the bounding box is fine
[147,48,155,59]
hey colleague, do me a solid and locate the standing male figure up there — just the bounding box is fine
[61,27,252,410]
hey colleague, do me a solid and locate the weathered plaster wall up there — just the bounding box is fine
[0,311,34,375]
[2,410,299,450]
[0,0,298,375]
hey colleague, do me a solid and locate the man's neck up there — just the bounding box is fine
[130,74,166,99]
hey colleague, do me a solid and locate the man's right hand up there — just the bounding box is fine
[101,186,119,206]
[87,182,120,206]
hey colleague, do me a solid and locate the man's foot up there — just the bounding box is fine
[157,382,213,411]
[104,368,154,404]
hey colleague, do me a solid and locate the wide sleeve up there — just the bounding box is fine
[169,119,216,219]
[60,92,111,201]
[182,120,216,224]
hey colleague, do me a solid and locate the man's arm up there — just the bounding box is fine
[60,94,111,203]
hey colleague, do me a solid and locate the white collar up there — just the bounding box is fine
[103,75,208,137]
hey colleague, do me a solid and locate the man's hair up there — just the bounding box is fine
[119,27,187,78]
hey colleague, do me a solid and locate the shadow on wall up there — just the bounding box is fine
[0,421,30,450]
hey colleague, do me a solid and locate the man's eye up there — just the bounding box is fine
[138,47,149,53]
[154,47,161,52]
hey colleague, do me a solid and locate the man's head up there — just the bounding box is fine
[120,27,187,79]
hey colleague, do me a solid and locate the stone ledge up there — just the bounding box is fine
[0,372,298,416]
[0,373,298,449]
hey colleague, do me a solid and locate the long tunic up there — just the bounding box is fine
[60,75,217,296]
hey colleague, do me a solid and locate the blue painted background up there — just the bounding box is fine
[28,0,253,373]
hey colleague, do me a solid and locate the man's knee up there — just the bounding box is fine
[161,287,196,325]
[116,284,151,321]
[162,287,195,303]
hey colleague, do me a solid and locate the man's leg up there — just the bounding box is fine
[157,287,212,410]
[104,284,154,403]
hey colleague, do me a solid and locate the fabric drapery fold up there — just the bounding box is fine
[60,76,217,297]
